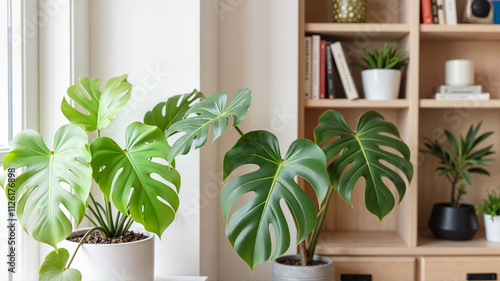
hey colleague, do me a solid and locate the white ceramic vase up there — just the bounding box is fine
[59,228,155,281]
[361,69,402,100]
[483,213,500,243]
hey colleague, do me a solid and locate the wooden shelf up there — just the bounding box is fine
[305,99,410,109]
[305,23,410,40]
[420,99,500,109]
[420,24,500,41]
[417,230,500,255]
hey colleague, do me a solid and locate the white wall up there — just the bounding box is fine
[216,0,299,280]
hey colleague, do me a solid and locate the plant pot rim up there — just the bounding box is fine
[272,254,333,268]
[64,227,154,246]
[361,68,401,72]
[433,202,475,208]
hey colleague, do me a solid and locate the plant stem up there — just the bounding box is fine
[235,126,244,137]
[298,241,308,266]
[106,200,115,235]
[89,194,107,229]
[451,181,457,207]
[66,226,107,269]
[307,184,334,261]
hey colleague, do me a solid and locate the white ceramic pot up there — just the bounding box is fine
[272,255,335,281]
[484,213,500,243]
[59,228,154,281]
[361,69,402,100]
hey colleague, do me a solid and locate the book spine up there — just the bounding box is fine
[320,40,326,99]
[326,42,335,99]
[421,0,433,24]
[304,36,312,99]
[435,93,490,100]
[311,35,320,100]
[434,85,482,94]
[431,0,439,23]
[444,0,457,25]
[331,42,359,100]
[436,0,446,25]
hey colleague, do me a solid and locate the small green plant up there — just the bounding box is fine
[421,123,494,208]
[477,188,500,222]
[354,43,409,70]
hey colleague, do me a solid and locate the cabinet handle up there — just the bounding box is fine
[341,274,372,281]
[467,273,497,280]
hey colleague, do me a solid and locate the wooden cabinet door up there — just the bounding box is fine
[334,257,416,281]
[421,257,500,281]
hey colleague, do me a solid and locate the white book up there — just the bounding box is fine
[433,85,482,94]
[304,36,312,99]
[435,93,490,100]
[444,0,457,25]
[311,35,321,100]
[437,0,446,25]
[330,42,359,100]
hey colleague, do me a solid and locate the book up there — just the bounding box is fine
[330,42,359,100]
[421,0,433,24]
[320,40,326,99]
[444,0,457,25]
[436,0,446,25]
[433,85,482,94]
[431,0,439,23]
[311,35,321,100]
[435,93,490,100]
[326,42,335,99]
[304,36,312,99]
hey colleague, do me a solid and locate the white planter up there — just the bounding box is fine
[361,69,402,100]
[272,255,335,281]
[59,228,154,281]
[484,213,500,243]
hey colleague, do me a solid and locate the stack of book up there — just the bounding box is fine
[421,0,457,25]
[433,85,490,100]
[304,35,359,100]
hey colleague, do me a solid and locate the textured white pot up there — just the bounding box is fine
[272,255,335,281]
[59,228,154,281]
[361,69,402,100]
[484,214,500,243]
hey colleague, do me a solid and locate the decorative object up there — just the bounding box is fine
[214,109,412,274]
[465,0,493,23]
[332,0,367,23]
[272,255,335,281]
[493,0,500,24]
[354,43,409,100]
[476,188,500,242]
[421,123,494,240]
[445,59,474,86]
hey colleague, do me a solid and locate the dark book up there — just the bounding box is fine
[320,40,326,99]
[325,42,335,99]
[431,0,439,23]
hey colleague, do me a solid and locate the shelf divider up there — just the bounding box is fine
[305,99,409,109]
[305,23,410,40]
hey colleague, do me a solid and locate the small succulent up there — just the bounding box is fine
[477,188,500,221]
[354,43,409,70]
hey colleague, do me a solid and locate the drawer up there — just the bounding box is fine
[421,257,500,281]
[333,257,416,281]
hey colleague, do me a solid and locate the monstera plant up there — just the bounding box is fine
[0,74,252,280]
[218,110,413,270]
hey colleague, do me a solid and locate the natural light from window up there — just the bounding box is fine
[0,0,9,151]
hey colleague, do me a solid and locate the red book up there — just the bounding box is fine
[421,0,433,24]
[320,40,326,99]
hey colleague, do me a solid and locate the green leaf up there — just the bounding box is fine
[165,88,251,162]
[90,122,181,237]
[61,74,132,131]
[39,248,81,281]
[144,90,205,133]
[221,130,329,270]
[0,125,91,248]
[315,110,413,220]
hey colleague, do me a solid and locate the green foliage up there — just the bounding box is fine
[0,125,92,248]
[165,88,251,162]
[221,131,329,270]
[421,123,494,207]
[39,248,82,281]
[354,43,409,70]
[476,188,500,221]
[314,110,413,220]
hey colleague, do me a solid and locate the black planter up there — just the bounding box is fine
[428,203,479,241]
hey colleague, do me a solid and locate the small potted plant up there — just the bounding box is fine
[354,43,409,100]
[476,188,500,243]
[421,123,494,241]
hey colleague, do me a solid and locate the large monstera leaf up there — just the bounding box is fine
[39,248,81,281]
[221,130,329,270]
[61,74,132,131]
[165,88,251,162]
[314,110,413,220]
[0,125,92,248]
[90,122,181,236]
[144,90,205,133]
